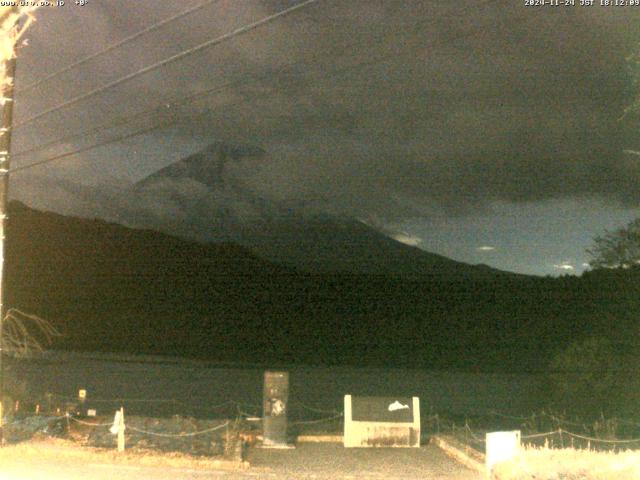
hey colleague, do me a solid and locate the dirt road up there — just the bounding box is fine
[0,443,481,479]
[246,443,482,479]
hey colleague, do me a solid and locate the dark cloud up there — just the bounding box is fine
[9,0,640,227]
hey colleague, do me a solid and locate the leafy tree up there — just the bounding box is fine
[547,337,623,417]
[587,218,640,270]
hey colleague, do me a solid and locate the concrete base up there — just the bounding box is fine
[297,435,343,443]
[257,442,296,449]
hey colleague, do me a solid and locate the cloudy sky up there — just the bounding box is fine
[8,0,640,276]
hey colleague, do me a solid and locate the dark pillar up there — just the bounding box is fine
[262,371,289,447]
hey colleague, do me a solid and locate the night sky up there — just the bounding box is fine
[8,0,640,276]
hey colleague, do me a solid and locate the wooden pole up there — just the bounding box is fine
[0,5,18,446]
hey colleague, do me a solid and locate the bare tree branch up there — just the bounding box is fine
[1,308,60,358]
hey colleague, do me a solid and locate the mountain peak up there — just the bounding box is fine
[129,143,523,280]
[136,141,265,190]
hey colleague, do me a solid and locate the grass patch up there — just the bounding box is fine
[0,435,248,470]
[492,445,640,480]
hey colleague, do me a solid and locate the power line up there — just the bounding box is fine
[9,119,175,174]
[10,91,261,173]
[14,0,501,161]
[12,76,243,160]
[10,0,507,174]
[14,0,321,130]
[18,0,221,94]
[13,102,174,159]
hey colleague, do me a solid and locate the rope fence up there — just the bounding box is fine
[487,409,640,429]
[447,422,640,452]
[53,411,237,455]
[43,392,350,415]
[17,391,640,452]
[43,393,254,417]
[32,392,353,428]
[127,421,230,438]
[291,400,341,415]
[290,413,343,426]
[55,410,640,458]
[67,414,113,427]
[520,430,559,440]
[27,412,230,436]
[427,409,640,456]
[66,410,342,440]
[560,429,640,445]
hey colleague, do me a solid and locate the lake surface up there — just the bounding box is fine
[8,351,543,421]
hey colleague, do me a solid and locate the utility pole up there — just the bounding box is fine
[0,5,19,445]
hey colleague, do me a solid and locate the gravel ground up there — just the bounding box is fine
[244,443,482,480]
[0,441,481,480]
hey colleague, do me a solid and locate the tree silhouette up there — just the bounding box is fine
[587,218,640,270]
[1,309,59,358]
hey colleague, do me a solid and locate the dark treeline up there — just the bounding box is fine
[5,201,639,375]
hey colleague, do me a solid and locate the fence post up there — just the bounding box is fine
[117,407,125,453]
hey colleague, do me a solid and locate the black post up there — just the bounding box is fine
[0,7,18,445]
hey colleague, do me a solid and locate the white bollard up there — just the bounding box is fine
[110,407,126,452]
[117,407,126,453]
[485,430,520,477]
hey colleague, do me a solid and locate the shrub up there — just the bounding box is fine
[546,337,626,418]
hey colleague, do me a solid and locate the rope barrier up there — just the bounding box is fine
[448,420,640,450]
[127,421,230,438]
[37,395,640,447]
[44,394,249,412]
[485,410,640,431]
[290,413,343,426]
[291,401,341,415]
[460,426,640,446]
[16,400,640,454]
[66,414,113,427]
[560,429,640,444]
[463,424,486,444]
[521,430,561,440]
[487,410,587,428]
